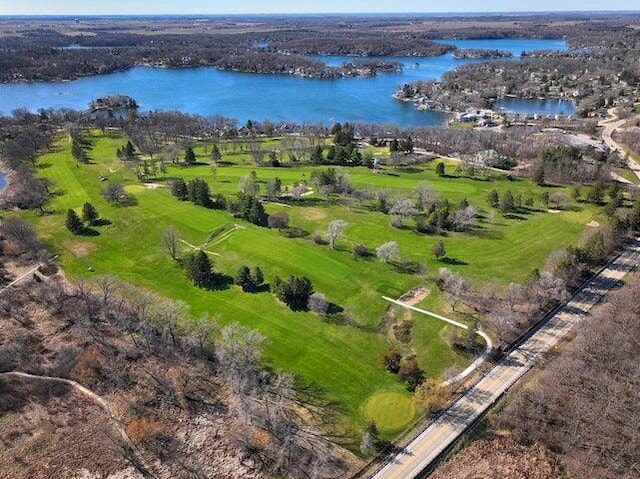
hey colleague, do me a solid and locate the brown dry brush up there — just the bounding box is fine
[498,277,640,479]
[0,270,351,478]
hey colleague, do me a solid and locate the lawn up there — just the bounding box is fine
[614,167,639,184]
[22,130,599,444]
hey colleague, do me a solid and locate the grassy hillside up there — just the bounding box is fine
[20,130,599,443]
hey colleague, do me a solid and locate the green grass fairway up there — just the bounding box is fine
[363,391,416,433]
[21,130,599,445]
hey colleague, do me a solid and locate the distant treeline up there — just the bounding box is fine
[3,15,638,83]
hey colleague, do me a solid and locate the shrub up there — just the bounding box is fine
[280,226,308,238]
[376,241,400,263]
[272,275,313,311]
[381,347,402,373]
[353,244,368,258]
[101,182,134,206]
[268,212,289,229]
[308,292,329,315]
[311,232,325,245]
[398,355,425,391]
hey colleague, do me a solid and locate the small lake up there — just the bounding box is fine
[0,171,6,191]
[496,97,577,116]
[0,39,573,127]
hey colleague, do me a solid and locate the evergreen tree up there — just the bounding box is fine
[71,139,88,163]
[326,146,336,162]
[401,136,414,153]
[253,267,264,287]
[235,266,255,292]
[533,164,546,185]
[81,202,99,226]
[311,145,324,164]
[122,140,136,160]
[333,122,354,146]
[389,139,399,153]
[248,199,268,226]
[187,178,212,207]
[435,162,446,177]
[500,190,515,213]
[349,148,363,165]
[185,250,213,288]
[272,275,314,311]
[65,209,84,234]
[381,347,402,373]
[170,178,189,201]
[487,189,499,208]
[210,144,222,163]
[184,146,197,166]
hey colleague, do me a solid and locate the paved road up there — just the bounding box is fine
[371,239,640,479]
[599,109,640,181]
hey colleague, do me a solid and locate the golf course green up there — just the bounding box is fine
[20,130,600,442]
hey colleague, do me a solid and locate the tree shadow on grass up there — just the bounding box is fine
[396,166,423,174]
[77,227,100,237]
[290,197,326,207]
[251,283,271,294]
[391,261,427,275]
[502,213,527,221]
[288,376,358,444]
[50,188,67,198]
[440,257,468,266]
[327,302,345,315]
[466,227,505,240]
[206,273,234,291]
[93,218,112,227]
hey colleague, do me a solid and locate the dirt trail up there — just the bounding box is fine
[1,371,156,478]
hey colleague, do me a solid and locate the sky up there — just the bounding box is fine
[0,0,636,16]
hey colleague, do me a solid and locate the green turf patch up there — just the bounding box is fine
[18,130,599,445]
[363,391,417,433]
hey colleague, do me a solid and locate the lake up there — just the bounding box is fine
[0,39,573,127]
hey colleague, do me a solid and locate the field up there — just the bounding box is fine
[22,131,599,443]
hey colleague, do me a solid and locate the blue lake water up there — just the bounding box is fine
[0,39,573,127]
[496,97,577,116]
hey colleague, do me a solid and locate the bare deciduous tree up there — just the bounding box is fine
[326,220,348,249]
[161,227,180,261]
[389,197,418,228]
[308,293,329,315]
[376,241,400,263]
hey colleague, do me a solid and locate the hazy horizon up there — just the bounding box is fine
[0,0,636,16]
